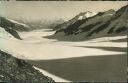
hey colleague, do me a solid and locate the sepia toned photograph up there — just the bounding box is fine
[0,1,127,82]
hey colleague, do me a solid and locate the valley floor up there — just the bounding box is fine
[0,29,127,82]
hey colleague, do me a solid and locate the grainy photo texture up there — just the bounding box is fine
[0,1,127,82]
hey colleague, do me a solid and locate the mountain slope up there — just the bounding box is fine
[53,11,96,31]
[0,16,29,39]
[0,27,14,39]
[0,26,21,40]
[0,17,55,82]
[0,50,55,82]
[0,16,30,32]
[47,5,128,41]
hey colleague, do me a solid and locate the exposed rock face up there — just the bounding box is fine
[0,17,22,39]
[0,16,29,32]
[54,11,96,31]
[0,16,31,39]
[0,50,55,82]
[49,5,128,41]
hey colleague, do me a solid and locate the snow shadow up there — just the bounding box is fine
[75,46,127,53]
[26,54,127,82]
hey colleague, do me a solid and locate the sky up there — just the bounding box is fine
[0,1,127,21]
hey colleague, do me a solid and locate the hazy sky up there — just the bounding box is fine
[0,1,127,21]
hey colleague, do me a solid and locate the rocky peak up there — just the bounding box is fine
[115,5,128,18]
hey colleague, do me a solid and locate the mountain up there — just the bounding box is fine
[53,11,96,31]
[0,16,30,32]
[0,26,14,39]
[48,19,65,30]
[0,26,21,40]
[0,16,30,39]
[0,50,55,82]
[46,5,128,41]
[0,17,55,82]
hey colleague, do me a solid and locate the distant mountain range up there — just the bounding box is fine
[0,16,64,40]
[46,5,128,41]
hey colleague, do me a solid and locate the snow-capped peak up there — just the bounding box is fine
[78,11,97,20]
[85,11,97,18]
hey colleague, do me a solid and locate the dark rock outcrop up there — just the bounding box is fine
[0,17,22,39]
[0,16,31,39]
[0,50,55,82]
[54,11,95,31]
[0,16,29,32]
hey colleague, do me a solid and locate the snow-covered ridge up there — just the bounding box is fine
[0,16,30,32]
[0,27,14,39]
[53,5,127,40]
[85,12,97,18]
[0,17,22,39]
[6,18,29,28]
[78,11,97,20]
